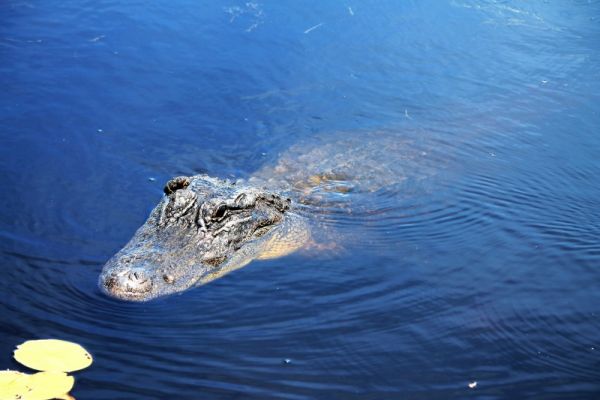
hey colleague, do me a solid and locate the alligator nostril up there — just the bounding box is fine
[105,276,117,289]
[126,268,148,283]
[102,267,153,299]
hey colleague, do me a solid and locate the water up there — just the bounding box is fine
[1,0,599,398]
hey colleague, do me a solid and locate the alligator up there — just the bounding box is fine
[99,129,442,301]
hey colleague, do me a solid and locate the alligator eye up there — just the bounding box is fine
[213,204,228,220]
[203,256,226,267]
[164,176,190,195]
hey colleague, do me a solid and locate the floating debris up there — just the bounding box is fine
[468,381,478,389]
[89,35,105,42]
[303,23,323,34]
[223,2,265,32]
[282,358,292,364]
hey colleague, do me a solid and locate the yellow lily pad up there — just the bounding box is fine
[0,370,29,399]
[54,395,75,400]
[20,371,74,400]
[14,339,93,373]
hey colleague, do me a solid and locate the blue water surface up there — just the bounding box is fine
[1,0,599,398]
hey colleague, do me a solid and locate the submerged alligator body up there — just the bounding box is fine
[100,130,441,301]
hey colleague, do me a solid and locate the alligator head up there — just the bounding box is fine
[99,175,290,301]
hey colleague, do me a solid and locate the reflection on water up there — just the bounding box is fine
[1,0,599,398]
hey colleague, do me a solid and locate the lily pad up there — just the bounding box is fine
[0,370,75,400]
[0,370,29,399]
[14,339,93,373]
[20,371,74,400]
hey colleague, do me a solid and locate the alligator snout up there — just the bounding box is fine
[102,267,153,300]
